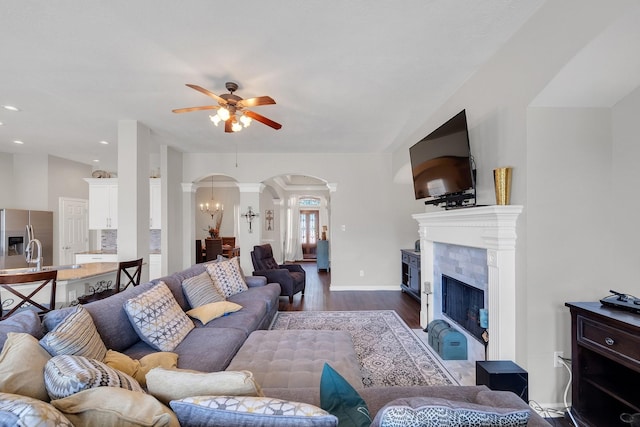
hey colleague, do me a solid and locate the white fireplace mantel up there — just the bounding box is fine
[413,205,523,360]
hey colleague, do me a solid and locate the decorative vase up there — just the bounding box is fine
[493,167,513,205]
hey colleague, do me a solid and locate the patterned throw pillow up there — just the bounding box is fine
[170,396,338,427]
[44,355,144,400]
[206,257,248,298]
[39,305,107,361]
[370,397,531,427]
[0,392,73,426]
[123,282,194,352]
[182,271,226,308]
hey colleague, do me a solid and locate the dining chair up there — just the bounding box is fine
[195,239,205,264]
[0,270,58,320]
[205,238,223,261]
[221,236,236,248]
[78,258,142,304]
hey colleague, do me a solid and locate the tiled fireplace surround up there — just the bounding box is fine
[413,205,523,362]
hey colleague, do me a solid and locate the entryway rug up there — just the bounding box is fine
[269,310,458,387]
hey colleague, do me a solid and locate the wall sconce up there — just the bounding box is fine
[241,206,259,233]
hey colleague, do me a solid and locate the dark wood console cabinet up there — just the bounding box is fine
[565,302,640,426]
[401,250,421,301]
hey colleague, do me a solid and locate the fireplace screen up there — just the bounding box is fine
[442,274,485,342]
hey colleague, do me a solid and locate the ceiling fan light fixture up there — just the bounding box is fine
[240,114,252,127]
[217,107,230,121]
[209,114,221,126]
[231,120,243,132]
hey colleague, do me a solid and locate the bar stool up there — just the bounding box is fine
[0,270,58,319]
[115,258,143,293]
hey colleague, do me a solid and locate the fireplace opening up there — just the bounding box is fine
[442,274,485,342]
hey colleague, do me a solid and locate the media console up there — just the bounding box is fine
[565,302,640,426]
[400,249,421,301]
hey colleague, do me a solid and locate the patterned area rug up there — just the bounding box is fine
[269,310,457,387]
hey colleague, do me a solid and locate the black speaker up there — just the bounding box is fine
[476,360,528,402]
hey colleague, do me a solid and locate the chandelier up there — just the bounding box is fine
[200,176,224,236]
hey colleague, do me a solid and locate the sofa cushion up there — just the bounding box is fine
[103,350,178,388]
[82,281,156,352]
[44,355,144,400]
[182,271,226,308]
[206,257,248,298]
[39,305,107,361]
[146,367,263,405]
[0,310,43,349]
[370,396,531,427]
[123,282,194,352]
[320,363,371,427]
[170,396,338,427]
[186,301,243,325]
[0,333,51,402]
[51,387,179,427]
[174,327,247,372]
[0,392,73,426]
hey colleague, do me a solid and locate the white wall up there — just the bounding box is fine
[181,152,398,289]
[527,107,613,403]
[611,86,640,280]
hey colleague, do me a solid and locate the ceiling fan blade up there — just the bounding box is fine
[224,119,233,133]
[172,105,219,114]
[244,110,282,130]
[186,84,227,105]
[237,96,276,108]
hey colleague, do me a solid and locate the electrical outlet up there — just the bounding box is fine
[553,351,564,368]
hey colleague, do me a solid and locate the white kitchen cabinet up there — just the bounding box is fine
[149,253,161,279]
[75,253,118,264]
[149,178,161,229]
[85,178,118,230]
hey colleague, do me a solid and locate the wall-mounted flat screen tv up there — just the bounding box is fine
[409,109,474,202]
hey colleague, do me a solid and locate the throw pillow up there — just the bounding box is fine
[39,305,107,361]
[370,396,531,427]
[206,257,248,298]
[0,333,51,402]
[170,396,338,427]
[123,282,194,352]
[146,367,263,405]
[0,310,43,349]
[51,387,179,427]
[320,363,371,427]
[186,301,242,325]
[0,392,73,426]
[181,271,226,308]
[103,350,178,387]
[44,355,144,400]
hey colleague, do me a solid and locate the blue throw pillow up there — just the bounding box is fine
[320,363,371,427]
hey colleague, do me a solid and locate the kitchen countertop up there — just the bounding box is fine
[56,262,119,281]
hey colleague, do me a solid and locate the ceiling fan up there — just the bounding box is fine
[172,82,282,133]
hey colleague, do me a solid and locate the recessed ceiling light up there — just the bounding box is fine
[13,140,24,145]
[0,122,3,126]
[93,159,100,162]
[99,140,109,145]
[3,105,20,112]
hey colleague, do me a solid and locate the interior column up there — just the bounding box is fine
[117,120,150,281]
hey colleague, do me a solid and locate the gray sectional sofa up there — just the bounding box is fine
[0,260,550,426]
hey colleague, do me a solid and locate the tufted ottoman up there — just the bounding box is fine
[226,330,363,389]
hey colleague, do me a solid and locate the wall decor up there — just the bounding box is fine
[265,209,274,231]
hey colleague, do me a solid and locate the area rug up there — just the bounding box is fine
[269,310,458,387]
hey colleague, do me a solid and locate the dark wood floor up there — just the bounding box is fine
[277,262,422,329]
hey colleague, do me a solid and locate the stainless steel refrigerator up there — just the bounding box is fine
[0,209,53,269]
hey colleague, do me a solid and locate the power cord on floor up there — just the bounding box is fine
[528,356,577,427]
